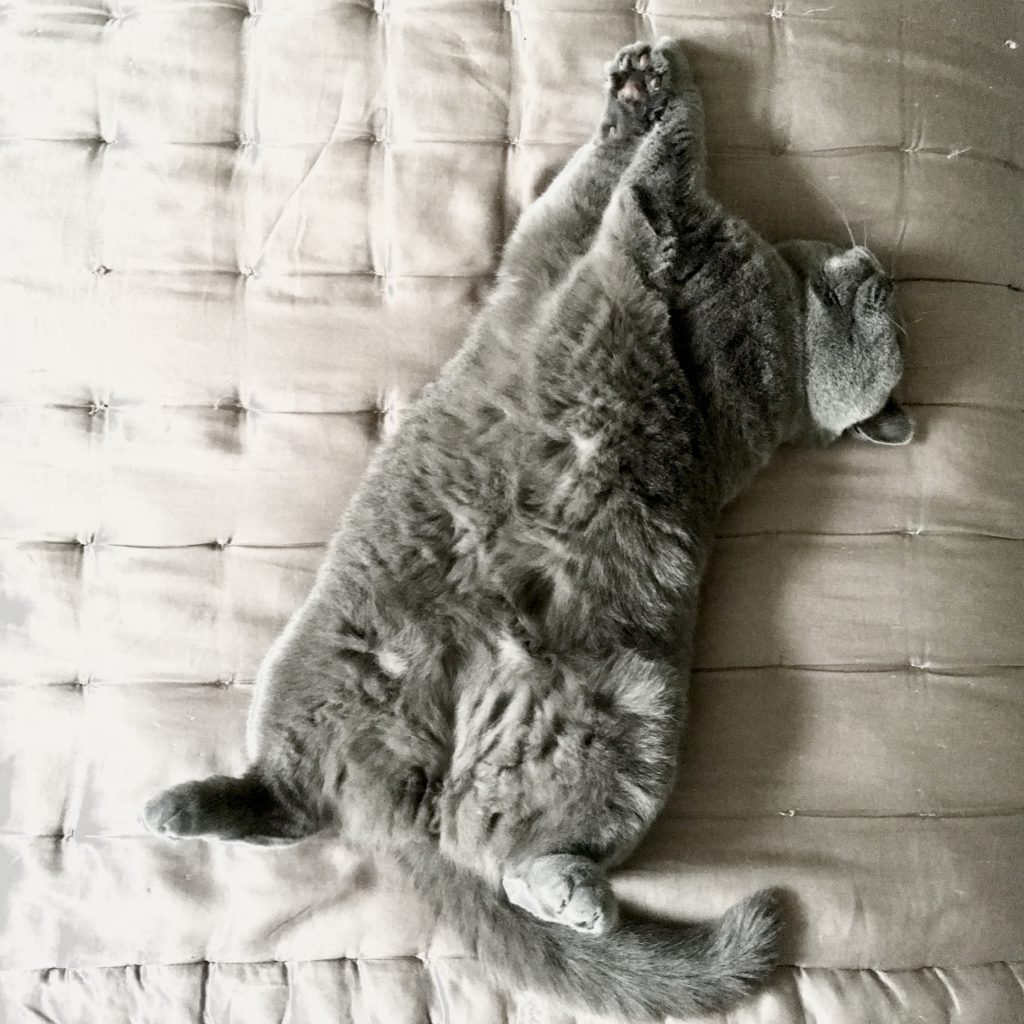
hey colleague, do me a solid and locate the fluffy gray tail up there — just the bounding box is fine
[404,848,781,1021]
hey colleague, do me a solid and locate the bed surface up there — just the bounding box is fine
[1,1,1022,1020]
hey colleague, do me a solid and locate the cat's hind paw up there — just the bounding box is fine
[142,779,218,838]
[503,854,620,935]
[141,772,307,844]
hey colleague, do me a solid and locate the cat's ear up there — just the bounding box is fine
[849,397,914,446]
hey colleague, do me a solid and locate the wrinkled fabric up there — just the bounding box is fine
[0,0,1021,1020]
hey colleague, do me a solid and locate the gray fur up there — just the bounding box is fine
[144,40,911,1020]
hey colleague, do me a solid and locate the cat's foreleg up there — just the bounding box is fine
[614,41,707,201]
[493,43,674,318]
[580,44,711,296]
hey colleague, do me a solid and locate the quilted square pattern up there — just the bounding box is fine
[250,5,383,144]
[239,140,377,274]
[109,5,245,143]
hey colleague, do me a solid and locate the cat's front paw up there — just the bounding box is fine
[601,42,673,137]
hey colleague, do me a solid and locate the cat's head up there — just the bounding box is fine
[777,240,914,446]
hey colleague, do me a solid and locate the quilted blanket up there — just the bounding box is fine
[1,0,1022,1021]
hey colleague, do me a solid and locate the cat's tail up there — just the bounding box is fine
[404,847,781,1021]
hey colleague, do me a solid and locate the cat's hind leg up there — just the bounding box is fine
[142,770,318,845]
[503,853,619,935]
[446,651,680,934]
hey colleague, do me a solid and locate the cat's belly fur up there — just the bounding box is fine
[250,449,703,866]
[248,264,719,863]
[437,641,682,878]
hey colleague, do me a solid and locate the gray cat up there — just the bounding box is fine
[144,39,912,1021]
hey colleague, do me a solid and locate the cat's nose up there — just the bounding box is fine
[854,246,889,280]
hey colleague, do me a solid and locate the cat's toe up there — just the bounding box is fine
[563,883,620,935]
[503,855,620,934]
[604,42,674,133]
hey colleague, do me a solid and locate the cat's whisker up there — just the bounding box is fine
[809,180,857,249]
[888,244,901,280]
[882,311,909,340]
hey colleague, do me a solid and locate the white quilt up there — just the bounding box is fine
[1,1,1022,1021]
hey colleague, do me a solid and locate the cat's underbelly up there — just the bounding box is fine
[427,637,681,879]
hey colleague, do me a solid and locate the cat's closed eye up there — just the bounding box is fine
[815,276,842,306]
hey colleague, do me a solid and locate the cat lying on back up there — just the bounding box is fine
[144,39,912,1021]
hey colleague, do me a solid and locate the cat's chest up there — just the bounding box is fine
[403,343,709,639]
